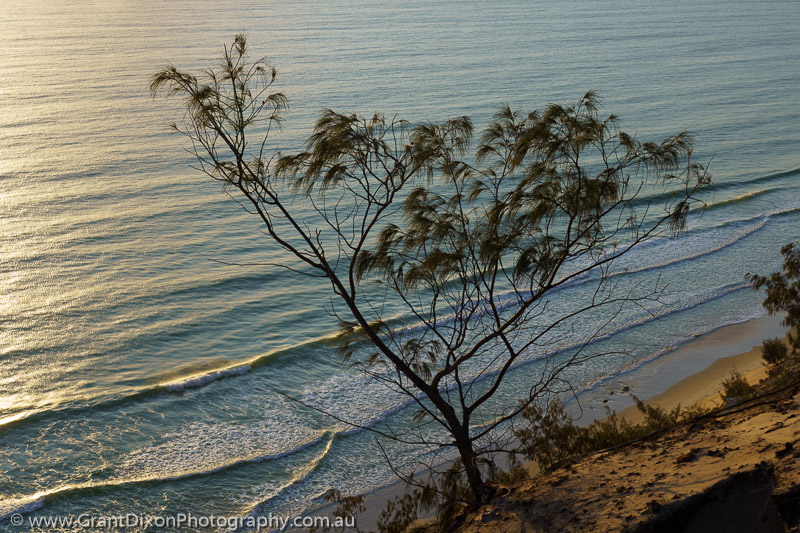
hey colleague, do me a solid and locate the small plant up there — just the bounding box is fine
[761,337,789,366]
[719,368,755,402]
[514,400,582,470]
[492,460,529,486]
[321,462,480,533]
[375,490,425,533]
[311,490,366,533]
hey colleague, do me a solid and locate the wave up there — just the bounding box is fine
[115,424,329,483]
[623,166,799,213]
[0,411,32,428]
[0,331,346,432]
[0,429,331,521]
[151,268,284,303]
[444,282,755,397]
[769,203,800,220]
[162,364,252,392]
[4,186,797,436]
[704,167,800,198]
[242,435,336,530]
[384,211,769,343]
[10,205,779,432]
[138,175,800,400]
[703,187,775,211]
[608,215,767,276]
[232,433,336,531]
[0,386,167,432]
[166,243,755,402]
[154,331,349,393]
[731,167,800,189]
[486,201,799,318]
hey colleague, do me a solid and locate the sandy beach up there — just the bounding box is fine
[616,330,779,421]
[575,314,787,421]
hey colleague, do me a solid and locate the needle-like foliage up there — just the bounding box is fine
[748,242,800,358]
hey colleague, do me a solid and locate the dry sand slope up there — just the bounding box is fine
[461,388,800,533]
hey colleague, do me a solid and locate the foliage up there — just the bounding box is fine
[761,337,790,366]
[719,369,755,402]
[491,461,529,485]
[152,35,710,503]
[516,398,708,470]
[747,242,800,357]
[375,490,424,533]
[311,490,366,533]
[320,464,476,533]
[377,465,475,532]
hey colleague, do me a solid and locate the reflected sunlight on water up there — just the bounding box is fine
[0,0,799,528]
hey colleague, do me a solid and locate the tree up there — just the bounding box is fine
[747,242,800,358]
[151,35,710,505]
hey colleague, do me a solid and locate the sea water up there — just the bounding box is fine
[1,0,799,529]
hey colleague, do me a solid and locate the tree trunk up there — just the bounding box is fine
[451,424,486,504]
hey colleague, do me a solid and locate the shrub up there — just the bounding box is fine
[515,400,582,470]
[312,490,366,533]
[516,397,707,471]
[719,368,755,402]
[761,337,789,365]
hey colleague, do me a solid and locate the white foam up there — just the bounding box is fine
[116,417,326,483]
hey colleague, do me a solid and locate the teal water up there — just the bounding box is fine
[1,0,799,529]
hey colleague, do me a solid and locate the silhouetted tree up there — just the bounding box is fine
[151,35,710,504]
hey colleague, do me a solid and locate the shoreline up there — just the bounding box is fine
[573,313,786,422]
[310,313,787,530]
[616,340,768,421]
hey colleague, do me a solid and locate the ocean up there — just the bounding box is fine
[1,0,799,529]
